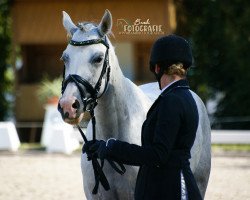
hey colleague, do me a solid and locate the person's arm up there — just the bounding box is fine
[108,94,182,166]
[85,94,183,167]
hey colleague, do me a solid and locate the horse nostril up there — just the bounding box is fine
[72,99,80,109]
[64,112,69,119]
[57,103,62,112]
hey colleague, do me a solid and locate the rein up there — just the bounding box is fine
[60,36,125,194]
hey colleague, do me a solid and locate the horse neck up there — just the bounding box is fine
[94,47,149,140]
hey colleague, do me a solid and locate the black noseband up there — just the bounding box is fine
[62,74,98,112]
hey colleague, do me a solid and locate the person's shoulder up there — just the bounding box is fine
[161,87,186,99]
[158,93,184,114]
[161,88,193,108]
[160,92,182,105]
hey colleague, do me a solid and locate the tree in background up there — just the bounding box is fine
[0,0,13,120]
[174,0,250,129]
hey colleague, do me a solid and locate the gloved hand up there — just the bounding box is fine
[82,140,97,160]
[90,140,108,160]
[83,139,126,177]
[83,139,116,160]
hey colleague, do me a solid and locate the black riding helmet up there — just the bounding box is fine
[149,34,193,72]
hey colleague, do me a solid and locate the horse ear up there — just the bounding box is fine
[98,9,112,36]
[62,11,78,37]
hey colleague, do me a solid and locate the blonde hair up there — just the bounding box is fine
[164,63,187,78]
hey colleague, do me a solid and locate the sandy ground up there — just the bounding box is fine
[0,151,249,200]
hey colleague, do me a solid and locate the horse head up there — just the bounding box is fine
[58,10,113,125]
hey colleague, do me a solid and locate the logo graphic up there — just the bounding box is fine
[117,18,164,35]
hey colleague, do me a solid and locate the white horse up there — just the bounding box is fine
[58,10,211,200]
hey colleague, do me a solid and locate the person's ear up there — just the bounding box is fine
[155,64,160,74]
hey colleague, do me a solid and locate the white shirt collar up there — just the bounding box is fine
[161,80,178,93]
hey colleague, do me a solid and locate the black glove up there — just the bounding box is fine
[89,140,108,160]
[82,140,107,160]
[82,140,97,160]
[84,139,116,160]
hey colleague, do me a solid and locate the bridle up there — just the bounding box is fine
[59,35,125,195]
[61,36,111,113]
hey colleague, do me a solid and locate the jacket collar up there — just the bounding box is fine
[161,80,178,94]
[161,79,189,97]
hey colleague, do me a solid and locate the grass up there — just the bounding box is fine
[212,144,250,152]
[20,143,250,152]
[20,143,46,151]
[20,143,82,153]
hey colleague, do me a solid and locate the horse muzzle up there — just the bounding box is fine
[58,96,84,125]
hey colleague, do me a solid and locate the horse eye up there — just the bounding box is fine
[93,56,103,64]
[60,53,69,63]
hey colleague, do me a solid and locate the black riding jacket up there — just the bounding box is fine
[108,79,202,200]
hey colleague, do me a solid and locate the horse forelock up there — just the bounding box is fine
[77,22,98,32]
[71,21,113,43]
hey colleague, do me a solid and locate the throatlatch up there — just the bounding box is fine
[60,36,126,194]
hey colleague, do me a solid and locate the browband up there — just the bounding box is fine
[69,38,109,48]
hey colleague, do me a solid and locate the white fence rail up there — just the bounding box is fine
[211,130,250,144]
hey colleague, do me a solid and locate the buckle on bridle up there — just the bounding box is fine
[83,97,98,112]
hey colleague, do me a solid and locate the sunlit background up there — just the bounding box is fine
[0,0,250,200]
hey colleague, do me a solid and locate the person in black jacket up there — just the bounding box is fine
[84,34,202,200]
